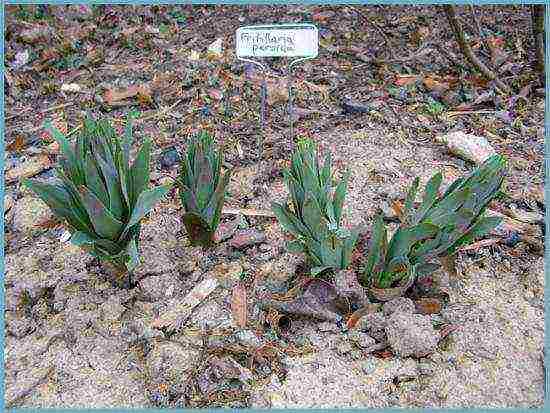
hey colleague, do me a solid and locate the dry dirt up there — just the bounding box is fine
[3,4,546,409]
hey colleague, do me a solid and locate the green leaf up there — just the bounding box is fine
[204,169,231,232]
[125,184,172,230]
[84,153,109,207]
[70,231,95,246]
[311,266,332,277]
[408,222,440,243]
[414,172,442,223]
[45,120,81,183]
[271,202,304,238]
[341,229,359,269]
[333,170,350,224]
[286,240,305,254]
[23,178,92,233]
[129,138,152,208]
[386,227,412,264]
[94,153,124,221]
[122,114,134,168]
[403,177,420,223]
[182,212,213,247]
[446,216,502,255]
[79,186,124,240]
[125,237,140,272]
[363,214,387,281]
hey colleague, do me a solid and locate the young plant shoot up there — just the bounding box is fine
[363,154,507,289]
[272,139,358,276]
[177,131,231,248]
[23,115,172,285]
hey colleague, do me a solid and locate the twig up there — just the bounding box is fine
[41,102,74,114]
[222,206,275,218]
[458,238,501,251]
[353,42,433,68]
[443,5,511,94]
[446,110,497,117]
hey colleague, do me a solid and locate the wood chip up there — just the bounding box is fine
[231,283,247,328]
[152,277,219,331]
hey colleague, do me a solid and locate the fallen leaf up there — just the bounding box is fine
[152,277,219,331]
[104,85,151,105]
[5,154,51,184]
[414,297,443,315]
[231,283,247,328]
[6,136,27,153]
[312,11,335,23]
[36,217,63,230]
[208,88,223,100]
[390,200,404,221]
[394,75,420,86]
[374,349,394,359]
[423,76,450,94]
[19,25,54,43]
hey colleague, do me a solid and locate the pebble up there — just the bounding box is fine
[159,147,181,169]
[361,359,377,375]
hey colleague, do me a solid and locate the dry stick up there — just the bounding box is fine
[443,5,511,94]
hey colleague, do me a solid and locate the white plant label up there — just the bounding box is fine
[236,24,318,58]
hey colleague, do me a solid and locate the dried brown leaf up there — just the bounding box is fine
[231,283,247,328]
[104,85,152,105]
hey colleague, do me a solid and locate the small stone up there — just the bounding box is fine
[348,331,376,349]
[382,297,415,317]
[4,193,14,212]
[12,196,53,235]
[100,298,127,322]
[385,312,439,358]
[187,300,231,329]
[361,359,377,375]
[235,330,262,348]
[357,312,387,341]
[159,147,181,169]
[418,361,435,375]
[342,98,371,114]
[334,339,354,355]
[229,229,266,249]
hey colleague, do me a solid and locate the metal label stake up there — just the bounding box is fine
[236,23,319,153]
